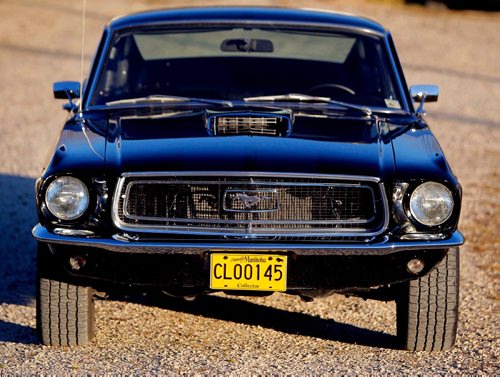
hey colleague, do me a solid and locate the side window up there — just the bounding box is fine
[96,36,143,101]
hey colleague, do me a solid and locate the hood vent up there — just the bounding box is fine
[207,113,292,137]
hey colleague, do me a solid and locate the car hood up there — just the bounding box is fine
[103,111,396,179]
[42,110,457,188]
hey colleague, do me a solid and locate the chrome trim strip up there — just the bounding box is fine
[33,224,465,256]
[122,179,374,187]
[118,218,372,226]
[110,225,373,236]
[111,172,388,236]
[112,176,126,227]
[119,171,381,182]
[379,181,390,234]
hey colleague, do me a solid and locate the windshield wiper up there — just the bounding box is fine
[105,95,231,107]
[244,93,373,117]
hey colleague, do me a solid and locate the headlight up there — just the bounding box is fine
[409,182,454,226]
[45,176,89,220]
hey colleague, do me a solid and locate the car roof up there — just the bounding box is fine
[108,7,387,36]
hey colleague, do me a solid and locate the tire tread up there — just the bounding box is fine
[397,248,459,351]
[37,278,95,346]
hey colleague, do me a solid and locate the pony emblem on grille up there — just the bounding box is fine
[236,193,271,208]
[223,189,279,213]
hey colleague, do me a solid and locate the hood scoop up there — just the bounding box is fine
[207,112,292,137]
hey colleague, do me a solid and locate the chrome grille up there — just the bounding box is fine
[113,173,388,237]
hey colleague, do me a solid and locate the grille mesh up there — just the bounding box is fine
[115,175,385,237]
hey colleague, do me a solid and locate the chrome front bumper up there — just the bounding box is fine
[33,224,464,256]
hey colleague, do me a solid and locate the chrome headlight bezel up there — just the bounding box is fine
[408,181,455,227]
[45,176,90,221]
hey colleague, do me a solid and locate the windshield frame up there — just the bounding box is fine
[84,20,411,113]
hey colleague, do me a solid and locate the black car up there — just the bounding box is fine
[34,7,463,351]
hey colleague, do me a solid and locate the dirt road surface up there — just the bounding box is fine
[0,0,498,374]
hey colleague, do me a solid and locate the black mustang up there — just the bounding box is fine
[34,7,463,351]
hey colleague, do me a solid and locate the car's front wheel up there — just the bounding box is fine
[37,277,95,346]
[36,243,95,346]
[396,247,459,351]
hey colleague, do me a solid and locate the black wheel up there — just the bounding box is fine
[396,247,459,351]
[36,243,95,346]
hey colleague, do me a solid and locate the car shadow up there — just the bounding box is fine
[116,293,399,350]
[0,174,38,306]
[0,321,37,345]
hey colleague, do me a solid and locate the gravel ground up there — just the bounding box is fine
[0,0,498,374]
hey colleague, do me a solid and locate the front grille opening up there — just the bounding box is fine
[208,114,291,136]
[114,175,387,239]
[124,183,374,223]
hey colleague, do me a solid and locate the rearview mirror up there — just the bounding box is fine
[220,38,274,53]
[409,85,439,103]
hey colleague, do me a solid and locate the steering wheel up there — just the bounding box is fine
[308,83,356,96]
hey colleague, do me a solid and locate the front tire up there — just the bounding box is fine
[37,277,95,346]
[396,247,459,351]
[36,243,95,346]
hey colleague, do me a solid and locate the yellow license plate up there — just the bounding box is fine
[210,253,287,292]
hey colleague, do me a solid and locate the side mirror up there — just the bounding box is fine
[409,85,439,116]
[53,81,80,111]
[53,81,80,99]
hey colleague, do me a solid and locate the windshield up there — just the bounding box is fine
[90,26,402,109]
